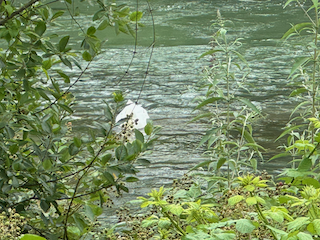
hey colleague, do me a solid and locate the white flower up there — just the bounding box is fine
[115,100,150,141]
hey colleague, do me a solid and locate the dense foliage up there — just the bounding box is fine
[0,0,157,239]
[2,0,320,240]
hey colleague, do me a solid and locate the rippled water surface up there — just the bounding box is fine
[54,0,311,219]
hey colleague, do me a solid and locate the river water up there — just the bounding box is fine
[54,0,310,220]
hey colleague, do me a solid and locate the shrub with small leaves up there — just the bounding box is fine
[0,208,27,240]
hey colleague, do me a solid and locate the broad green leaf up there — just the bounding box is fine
[58,36,69,52]
[103,172,115,184]
[135,129,144,143]
[236,219,256,234]
[168,204,183,216]
[297,232,313,240]
[144,122,153,136]
[297,157,312,172]
[158,217,171,228]
[216,158,226,170]
[130,11,143,21]
[73,137,82,148]
[228,195,244,205]
[43,159,52,170]
[195,97,223,109]
[312,219,320,235]
[35,21,46,36]
[246,197,257,206]
[20,234,47,240]
[98,19,110,30]
[302,177,320,188]
[287,217,310,231]
[52,10,65,20]
[268,212,284,223]
[82,51,92,61]
[87,26,96,35]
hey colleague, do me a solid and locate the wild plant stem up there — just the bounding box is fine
[251,193,277,239]
[162,210,186,236]
[311,6,319,144]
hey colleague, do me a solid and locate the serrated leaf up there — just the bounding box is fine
[246,197,257,206]
[168,204,183,216]
[236,219,256,234]
[228,195,244,205]
[287,217,310,231]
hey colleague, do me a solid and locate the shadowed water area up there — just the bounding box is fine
[52,0,310,221]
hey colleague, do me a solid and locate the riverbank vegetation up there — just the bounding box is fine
[1,0,320,239]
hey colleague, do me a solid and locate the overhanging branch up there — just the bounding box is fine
[0,0,40,26]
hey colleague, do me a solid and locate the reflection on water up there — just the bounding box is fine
[55,0,308,219]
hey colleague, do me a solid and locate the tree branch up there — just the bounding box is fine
[0,0,40,26]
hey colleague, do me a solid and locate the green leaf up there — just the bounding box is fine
[58,104,73,114]
[68,143,79,156]
[82,51,92,61]
[282,22,312,39]
[297,158,312,172]
[130,11,143,21]
[73,137,82,148]
[58,36,70,52]
[52,10,65,20]
[289,57,310,79]
[312,219,320,235]
[297,232,313,240]
[167,204,183,216]
[103,172,115,184]
[73,214,87,233]
[135,129,144,143]
[246,197,257,206]
[195,97,223,110]
[198,49,223,59]
[144,122,153,136]
[42,59,52,70]
[20,234,47,240]
[9,144,19,154]
[60,57,72,69]
[126,176,139,182]
[35,21,46,36]
[216,158,226,170]
[87,26,96,35]
[43,159,52,170]
[158,217,171,229]
[97,19,110,30]
[287,217,310,231]
[275,125,305,142]
[236,97,261,114]
[115,145,127,161]
[228,195,244,205]
[289,88,308,97]
[236,219,256,234]
[56,70,70,83]
[284,0,297,8]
